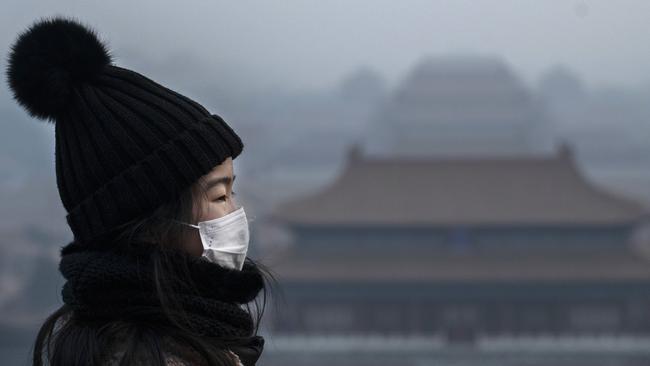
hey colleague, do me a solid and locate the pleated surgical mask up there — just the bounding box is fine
[177,206,250,270]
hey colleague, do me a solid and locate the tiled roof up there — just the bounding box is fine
[271,146,646,226]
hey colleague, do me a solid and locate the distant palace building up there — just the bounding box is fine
[267,144,648,337]
[363,56,553,158]
[261,146,650,366]
[258,56,650,366]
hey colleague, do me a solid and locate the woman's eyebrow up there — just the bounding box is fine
[204,174,236,190]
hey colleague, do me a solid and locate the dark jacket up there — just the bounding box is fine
[96,324,264,366]
[100,332,244,366]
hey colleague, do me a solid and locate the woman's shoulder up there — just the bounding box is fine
[162,351,242,366]
[100,328,242,366]
[161,335,244,366]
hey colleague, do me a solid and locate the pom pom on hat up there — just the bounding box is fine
[5,16,113,121]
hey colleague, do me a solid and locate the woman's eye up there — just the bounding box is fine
[214,191,236,202]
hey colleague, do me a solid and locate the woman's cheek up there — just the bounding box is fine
[203,201,229,221]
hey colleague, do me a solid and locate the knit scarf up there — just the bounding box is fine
[58,239,265,364]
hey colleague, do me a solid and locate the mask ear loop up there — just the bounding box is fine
[170,219,200,229]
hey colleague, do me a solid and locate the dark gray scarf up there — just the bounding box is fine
[59,240,265,365]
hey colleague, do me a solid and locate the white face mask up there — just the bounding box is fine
[179,206,250,270]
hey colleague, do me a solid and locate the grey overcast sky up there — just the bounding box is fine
[2,0,650,93]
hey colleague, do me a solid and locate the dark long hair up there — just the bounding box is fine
[31,178,278,366]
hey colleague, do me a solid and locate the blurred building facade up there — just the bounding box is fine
[261,145,650,365]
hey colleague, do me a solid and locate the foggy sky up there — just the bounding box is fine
[2,0,650,94]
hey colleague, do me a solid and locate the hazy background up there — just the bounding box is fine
[2,1,650,365]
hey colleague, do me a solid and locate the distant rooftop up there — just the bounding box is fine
[363,56,554,157]
[271,145,646,227]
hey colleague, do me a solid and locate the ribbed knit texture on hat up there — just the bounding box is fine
[59,66,243,241]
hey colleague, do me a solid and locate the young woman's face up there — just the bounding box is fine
[184,157,239,256]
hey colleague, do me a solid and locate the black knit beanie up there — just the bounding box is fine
[5,16,243,242]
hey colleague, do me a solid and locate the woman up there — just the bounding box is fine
[5,16,274,366]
